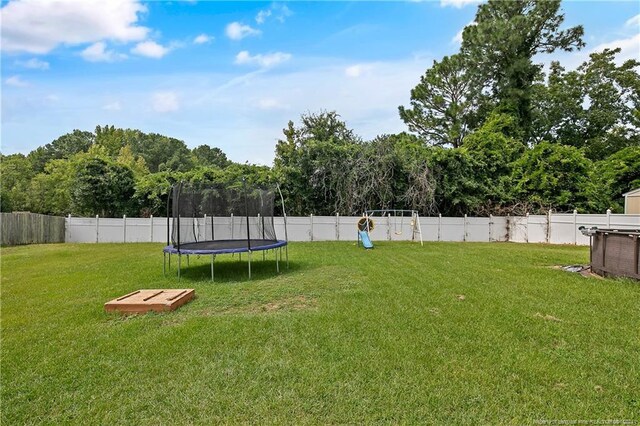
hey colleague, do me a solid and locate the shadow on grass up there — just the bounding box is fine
[163,255,309,284]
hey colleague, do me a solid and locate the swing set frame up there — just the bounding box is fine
[362,209,423,246]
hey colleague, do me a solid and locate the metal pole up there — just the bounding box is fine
[243,179,251,252]
[163,252,166,276]
[211,254,214,281]
[248,251,252,279]
[277,247,280,273]
[167,186,172,247]
[178,254,181,280]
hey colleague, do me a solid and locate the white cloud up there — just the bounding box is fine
[345,64,373,78]
[0,0,149,54]
[440,0,482,8]
[193,34,213,44]
[256,98,288,110]
[255,9,271,24]
[452,21,475,44]
[225,22,261,40]
[103,101,122,111]
[131,41,170,58]
[81,42,126,62]
[5,75,29,87]
[256,4,292,24]
[235,51,292,68]
[591,33,640,65]
[16,58,49,70]
[625,14,640,28]
[152,92,179,112]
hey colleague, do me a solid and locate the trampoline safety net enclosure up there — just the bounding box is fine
[163,181,288,280]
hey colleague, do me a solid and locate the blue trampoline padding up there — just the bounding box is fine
[163,239,287,255]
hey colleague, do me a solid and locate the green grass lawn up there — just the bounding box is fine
[2,241,639,424]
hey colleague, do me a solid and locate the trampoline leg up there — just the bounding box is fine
[276,248,280,273]
[163,252,166,277]
[286,244,289,269]
[263,250,265,261]
[211,254,214,282]
[248,251,252,280]
[168,253,171,271]
[187,255,190,267]
[178,254,181,281]
[239,252,242,262]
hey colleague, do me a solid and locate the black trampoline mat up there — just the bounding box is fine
[178,239,281,251]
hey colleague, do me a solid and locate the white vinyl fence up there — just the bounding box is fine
[66,211,640,246]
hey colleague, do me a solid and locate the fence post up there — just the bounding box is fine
[606,209,611,228]
[463,214,468,242]
[506,214,510,242]
[525,213,529,243]
[310,214,313,242]
[546,210,552,244]
[123,214,127,243]
[438,213,442,242]
[573,209,577,245]
[67,214,71,242]
[95,215,99,243]
[150,215,154,242]
[336,213,340,241]
[489,214,493,242]
[203,214,207,241]
[387,214,391,241]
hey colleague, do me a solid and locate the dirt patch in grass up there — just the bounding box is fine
[534,312,563,322]
[211,295,318,316]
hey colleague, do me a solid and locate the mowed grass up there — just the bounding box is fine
[1,241,639,424]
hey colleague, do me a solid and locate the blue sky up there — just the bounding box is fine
[2,0,639,165]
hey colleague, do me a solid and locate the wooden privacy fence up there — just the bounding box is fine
[1,212,66,246]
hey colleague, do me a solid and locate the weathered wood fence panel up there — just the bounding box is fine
[1,212,66,246]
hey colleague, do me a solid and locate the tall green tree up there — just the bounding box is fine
[461,0,584,140]
[192,145,230,168]
[28,129,94,172]
[71,157,136,217]
[274,111,362,215]
[399,54,478,148]
[0,153,34,212]
[532,49,640,159]
[27,159,76,215]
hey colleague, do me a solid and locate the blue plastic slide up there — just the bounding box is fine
[358,230,374,249]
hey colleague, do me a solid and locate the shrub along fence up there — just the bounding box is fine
[1,212,66,246]
[65,211,640,246]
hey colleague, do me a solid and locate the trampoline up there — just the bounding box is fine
[163,180,288,280]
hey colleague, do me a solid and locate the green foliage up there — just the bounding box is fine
[399,54,477,148]
[0,154,34,212]
[192,145,231,168]
[595,147,640,212]
[71,157,136,217]
[511,142,601,212]
[461,0,584,139]
[133,171,175,217]
[27,159,76,216]
[27,129,94,172]
[532,49,640,159]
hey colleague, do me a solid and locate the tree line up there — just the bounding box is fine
[1,0,638,217]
